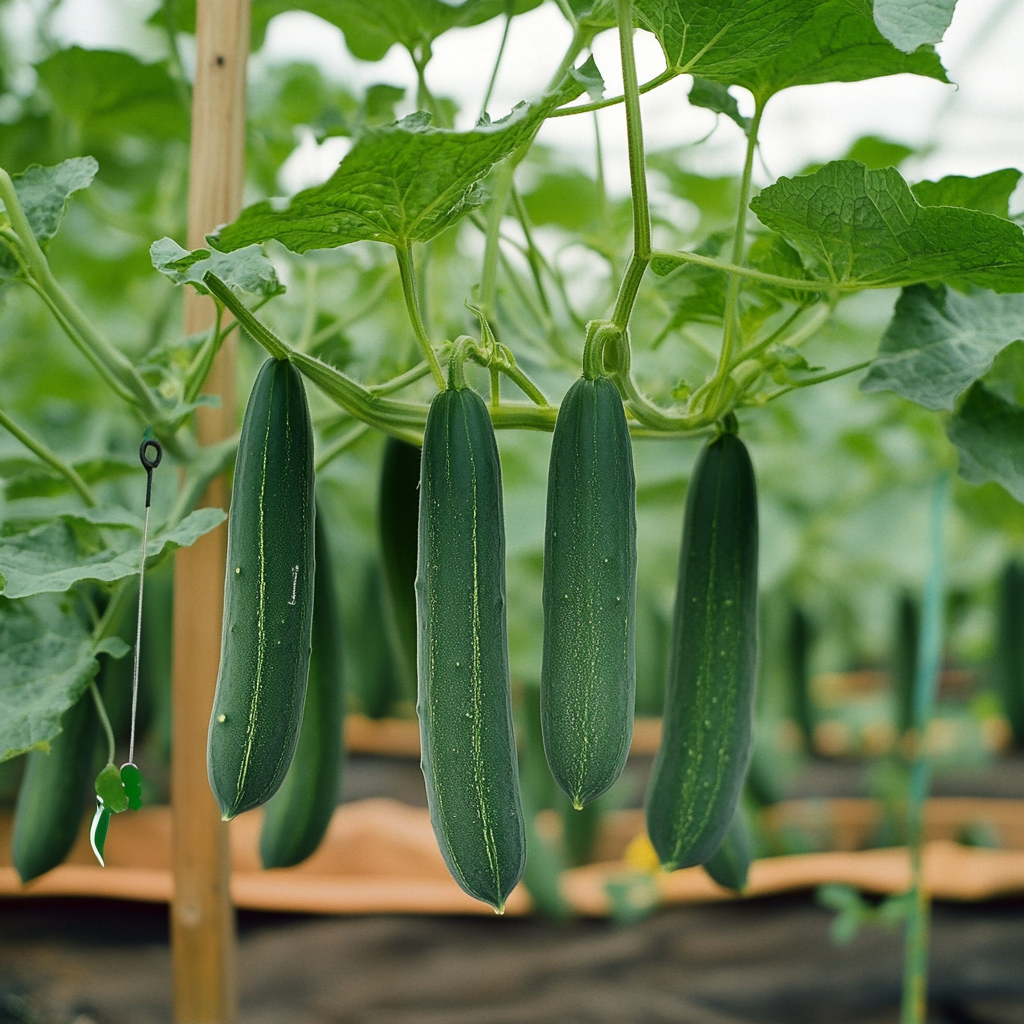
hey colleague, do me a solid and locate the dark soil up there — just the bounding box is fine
[1,895,1022,1024]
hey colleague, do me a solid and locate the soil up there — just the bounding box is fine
[2,755,1022,1024]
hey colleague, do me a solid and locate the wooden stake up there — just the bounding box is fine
[171,2,250,1022]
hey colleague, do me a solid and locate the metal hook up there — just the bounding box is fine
[139,438,162,508]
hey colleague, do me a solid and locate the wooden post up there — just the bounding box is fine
[171,2,250,1022]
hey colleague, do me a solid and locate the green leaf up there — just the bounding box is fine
[861,285,1024,411]
[688,79,749,133]
[0,596,105,762]
[35,47,187,141]
[152,0,543,61]
[0,157,98,277]
[749,160,1024,292]
[210,76,588,253]
[150,238,285,298]
[947,383,1024,502]
[635,0,948,102]
[912,169,1023,219]
[844,135,914,169]
[0,507,226,599]
[874,0,957,54]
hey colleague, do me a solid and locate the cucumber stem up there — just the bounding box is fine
[396,242,446,391]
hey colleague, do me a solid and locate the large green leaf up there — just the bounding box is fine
[0,507,225,599]
[749,160,1024,293]
[873,0,958,54]
[150,238,285,297]
[152,0,543,61]
[0,455,138,502]
[210,68,591,253]
[861,285,1024,411]
[35,47,187,141]
[635,0,947,102]
[0,157,98,278]
[912,169,1023,219]
[947,383,1024,502]
[0,595,127,761]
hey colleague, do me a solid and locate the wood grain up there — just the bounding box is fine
[171,1,250,1021]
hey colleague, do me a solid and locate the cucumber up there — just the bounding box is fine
[541,375,637,809]
[702,806,753,892]
[12,693,97,882]
[995,561,1024,746]
[260,507,345,868]
[645,428,759,870]
[893,592,919,736]
[352,563,401,718]
[416,382,525,912]
[208,357,316,820]
[379,436,421,704]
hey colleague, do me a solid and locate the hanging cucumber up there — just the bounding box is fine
[379,436,421,704]
[417,377,525,912]
[208,357,316,820]
[12,693,97,883]
[995,560,1024,747]
[541,374,637,809]
[893,592,919,736]
[260,507,345,868]
[646,426,759,870]
[702,805,753,892]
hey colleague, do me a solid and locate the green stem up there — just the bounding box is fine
[368,360,434,396]
[160,0,192,111]
[315,422,370,472]
[652,249,845,293]
[715,101,765,381]
[549,68,677,117]
[481,1,515,120]
[0,171,163,421]
[395,242,446,391]
[757,360,871,402]
[90,680,117,766]
[481,159,517,328]
[728,303,831,373]
[899,474,950,1024]
[610,0,651,332]
[0,407,98,506]
[184,307,225,404]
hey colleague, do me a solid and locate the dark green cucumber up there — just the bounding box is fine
[208,357,316,820]
[995,561,1024,746]
[260,507,345,868]
[702,806,753,892]
[893,592,919,736]
[12,694,97,882]
[352,563,401,718]
[645,429,759,870]
[416,383,525,912]
[379,436,421,703]
[541,375,637,809]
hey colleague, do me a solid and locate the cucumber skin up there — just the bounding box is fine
[541,376,637,808]
[379,437,421,704]
[12,694,96,883]
[645,432,758,870]
[416,386,526,912]
[208,358,316,820]
[260,507,344,868]
[702,806,753,892]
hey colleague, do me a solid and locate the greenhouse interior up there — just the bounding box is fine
[0,0,1022,1021]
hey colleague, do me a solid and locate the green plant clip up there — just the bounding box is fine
[120,763,143,811]
[89,799,112,867]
